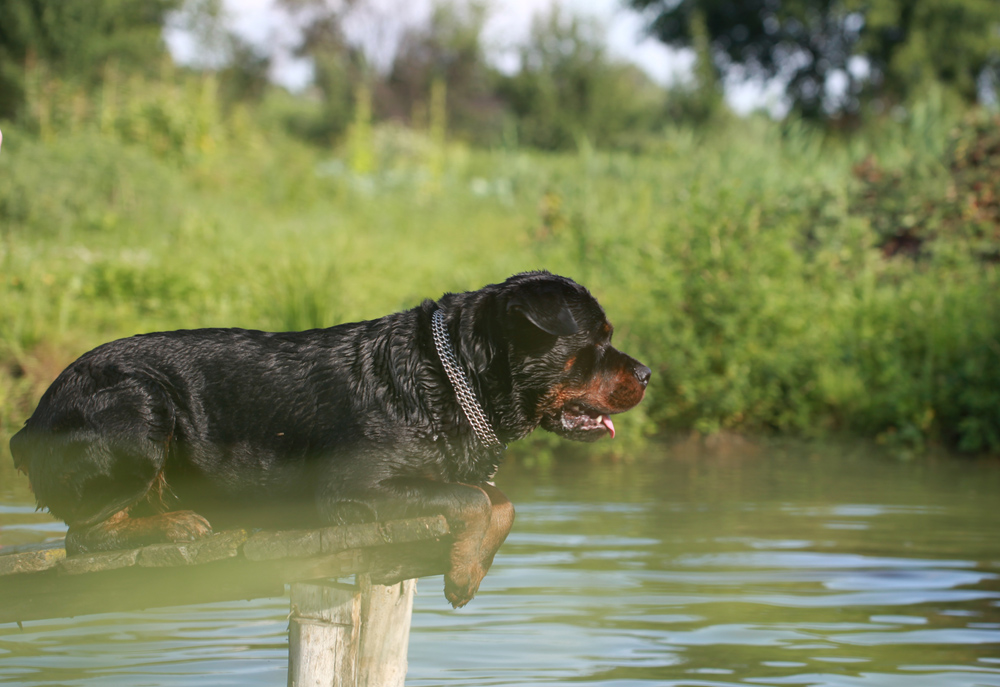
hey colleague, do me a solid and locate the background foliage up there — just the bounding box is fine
[1,0,998,459]
[0,0,182,118]
[628,0,1000,120]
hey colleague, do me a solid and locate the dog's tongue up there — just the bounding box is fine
[602,415,616,439]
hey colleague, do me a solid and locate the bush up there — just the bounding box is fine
[2,92,999,457]
[851,111,1000,262]
[494,8,668,151]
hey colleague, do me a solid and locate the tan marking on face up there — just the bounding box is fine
[538,358,646,418]
[537,374,608,417]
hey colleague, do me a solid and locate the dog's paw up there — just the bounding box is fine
[444,562,486,608]
[161,510,213,542]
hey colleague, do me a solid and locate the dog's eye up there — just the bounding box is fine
[568,347,598,378]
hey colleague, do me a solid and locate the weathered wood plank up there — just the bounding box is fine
[137,529,250,568]
[39,529,251,576]
[245,528,324,561]
[0,544,66,576]
[0,517,451,626]
[244,516,450,561]
[58,548,139,575]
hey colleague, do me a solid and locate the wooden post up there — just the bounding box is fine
[288,580,361,687]
[287,576,417,687]
[358,575,416,687]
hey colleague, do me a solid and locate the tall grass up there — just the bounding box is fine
[1,68,998,464]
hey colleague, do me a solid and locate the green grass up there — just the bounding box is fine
[1,89,998,467]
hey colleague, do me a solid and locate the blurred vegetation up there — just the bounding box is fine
[0,0,183,118]
[271,0,676,149]
[0,0,998,461]
[494,8,670,150]
[853,110,1000,262]
[629,0,1000,121]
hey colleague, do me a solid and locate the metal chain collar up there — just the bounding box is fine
[431,309,505,453]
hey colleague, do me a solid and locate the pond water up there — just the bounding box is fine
[0,440,998,686]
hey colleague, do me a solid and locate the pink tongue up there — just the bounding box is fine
[602,415,616,438]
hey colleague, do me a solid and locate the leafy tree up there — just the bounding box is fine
[217,37,272,107]
[860,1,1000,106]
[496,7,667,149]
[0,0,181,118]
[383,2,505,144]
[628,0,1000,119]
[276,0,369,142]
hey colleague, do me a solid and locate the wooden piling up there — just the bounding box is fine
[288,580,362,687]
[358,576,415,687]
[287,575,415,687]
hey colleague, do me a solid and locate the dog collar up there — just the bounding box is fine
[431,309,506,456]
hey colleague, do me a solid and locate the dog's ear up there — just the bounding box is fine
[507,284,579,337]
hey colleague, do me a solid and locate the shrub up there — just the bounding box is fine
[851,111,1000,262]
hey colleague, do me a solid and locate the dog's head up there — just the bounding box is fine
[496,272,650,442]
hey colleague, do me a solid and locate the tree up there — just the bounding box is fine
[216,37,272,107]
[0,0,182,118]
[628,0,1000,119]
[276,0,369,142]
[496,7,666,149]
[383,2,505,144]
[860,1,1000,107]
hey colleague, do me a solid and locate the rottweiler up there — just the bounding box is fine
[10,271,649,606]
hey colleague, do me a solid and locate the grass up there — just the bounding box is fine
[1,79,998,476]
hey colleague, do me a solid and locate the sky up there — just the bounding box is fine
[165,0,773,114]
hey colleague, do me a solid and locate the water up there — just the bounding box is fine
[1,440,998,686]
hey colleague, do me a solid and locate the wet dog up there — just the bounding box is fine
[10,271,649,606]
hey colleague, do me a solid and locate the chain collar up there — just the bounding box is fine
[431,309,506,456]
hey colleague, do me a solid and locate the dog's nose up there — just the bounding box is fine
[634,364,651,388]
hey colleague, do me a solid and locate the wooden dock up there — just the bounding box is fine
[0,516,453,686]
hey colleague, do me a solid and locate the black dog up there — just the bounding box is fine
[10,271,649,606]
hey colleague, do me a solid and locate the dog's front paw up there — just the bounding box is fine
[444,561,486,608]
[161,510,213,542]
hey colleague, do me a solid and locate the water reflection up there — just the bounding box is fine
[1,440,999,686]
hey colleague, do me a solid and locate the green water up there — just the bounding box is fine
[1,441,999,686]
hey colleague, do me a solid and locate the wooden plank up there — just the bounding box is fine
[136,529,250,567]
[0,544,66,576]
[0,517,451,626]
[58,548,139,575]
[367,539,452,586]
[322,518,448,555]
[0,541,65,557]
[245,528,324,561]
[244,517,449,561]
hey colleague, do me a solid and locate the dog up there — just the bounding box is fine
[10,271,649,606]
